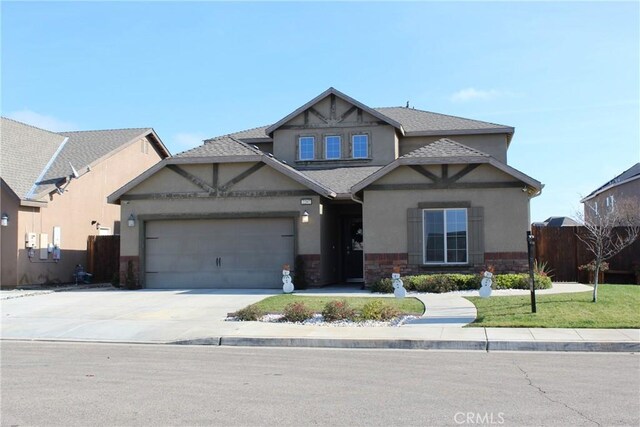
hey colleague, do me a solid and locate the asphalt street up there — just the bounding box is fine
[1,341,638,426]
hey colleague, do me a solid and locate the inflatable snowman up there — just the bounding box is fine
[392,272,406,299]
[282,268,294,294]
[479,270,493,298]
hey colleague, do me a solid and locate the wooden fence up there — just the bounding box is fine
[87,235,120,283]
[532,225,639,283]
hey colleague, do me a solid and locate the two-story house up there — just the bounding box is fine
[581,163,640,223]
[108,88,542,289]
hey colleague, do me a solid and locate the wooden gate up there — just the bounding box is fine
[87,235,120,283]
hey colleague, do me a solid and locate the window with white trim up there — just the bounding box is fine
[423,208,468,264]
[325,135,341,159]
[352,134,368,158]
[298,136,315,160]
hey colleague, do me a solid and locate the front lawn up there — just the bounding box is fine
[466,285,640,328]
[249,295,424,316]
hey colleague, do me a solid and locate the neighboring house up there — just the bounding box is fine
[532,217,579,227]
[581,163,640,222]
[108,87,543,289]
[0,118,170,288]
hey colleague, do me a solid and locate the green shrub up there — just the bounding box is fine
[360,300,401,321]
[494,273,552,290]
[322,300,357,322]
[232,304,264,321]
[370,278,393,293]
[282,301,314,322]
[371,273,550,293]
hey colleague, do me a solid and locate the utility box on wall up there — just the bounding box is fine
[25,233,36,249]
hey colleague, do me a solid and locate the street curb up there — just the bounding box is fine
[487,340,640,353]
[167,336,639,352]
[219,337,488,350]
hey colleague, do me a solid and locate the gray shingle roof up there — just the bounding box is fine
[299,166,382,196]
[31,128,153,197]
[227,125,271,141]
[374,107,512,134]
[0,117,67,199]
[401,138,490,159]
[1,118,167,200]
[175,135,261,158]
[213,105,513,143]
[584,162,640,200]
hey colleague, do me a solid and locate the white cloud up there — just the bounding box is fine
[450,88,503,103]
[6,109,77,132]
[172,132,206,152]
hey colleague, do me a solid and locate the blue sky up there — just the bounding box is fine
[2,1,638,222]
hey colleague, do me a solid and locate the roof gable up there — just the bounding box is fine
[351,138,542,193]
[264,87,404,137]
[109,137,337,203]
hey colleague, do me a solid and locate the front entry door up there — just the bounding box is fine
[342,217,363,282]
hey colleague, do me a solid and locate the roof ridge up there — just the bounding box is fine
[57,127,151,134]
[1,116,66,137]
[374,106,512,130]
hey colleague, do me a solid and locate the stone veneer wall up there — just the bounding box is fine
[119,256,140,288]
[364,252,528,286]
[297,254,322,286]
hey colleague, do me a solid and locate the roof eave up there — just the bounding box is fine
[580,174,640,203]
[404,127,514,137]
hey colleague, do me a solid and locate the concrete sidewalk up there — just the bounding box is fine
[1,285,638,352]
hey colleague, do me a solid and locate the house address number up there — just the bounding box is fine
[300,198,312,205]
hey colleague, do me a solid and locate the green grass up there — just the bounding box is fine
[249,295,425,316]
[466,285,640,328]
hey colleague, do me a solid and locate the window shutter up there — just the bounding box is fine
[407,208,423,265]
[468,206,485,266]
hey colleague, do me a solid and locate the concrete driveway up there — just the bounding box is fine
[1,288,277,343]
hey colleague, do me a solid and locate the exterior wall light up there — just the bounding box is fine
[301,211,309,224]
[127,214,136,227]
[1,213,8,227]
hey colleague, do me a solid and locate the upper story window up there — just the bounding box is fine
[352,134,368,159]
[298,136,315,160]
[325,136,341,160]
[423,208,468,264]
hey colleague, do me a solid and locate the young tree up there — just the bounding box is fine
[577,197,640,302]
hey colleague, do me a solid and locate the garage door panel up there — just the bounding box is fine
[144,218,294,289]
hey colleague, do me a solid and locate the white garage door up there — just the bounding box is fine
[145,218,295,289]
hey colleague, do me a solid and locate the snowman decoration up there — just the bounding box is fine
[479,270,493,298]
[282,265,294,294]
[392,272,406,299]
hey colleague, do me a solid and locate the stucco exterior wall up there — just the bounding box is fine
[10,136,163,286]
[362,164,530,254]
[399,134,509,163]
[0,183,19,287]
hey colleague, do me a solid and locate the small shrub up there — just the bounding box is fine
[232,304,264,321]
[282,301,314,322]
[322,300,357,322]
[360,300,400,321]
[371,278,393,293]
[494,273,552,290]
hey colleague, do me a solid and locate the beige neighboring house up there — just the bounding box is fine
[0,118,169,288]
[109,87,543,289]
[580,163,640,222]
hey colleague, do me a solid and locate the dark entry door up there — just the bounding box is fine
[342,217,363,282]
